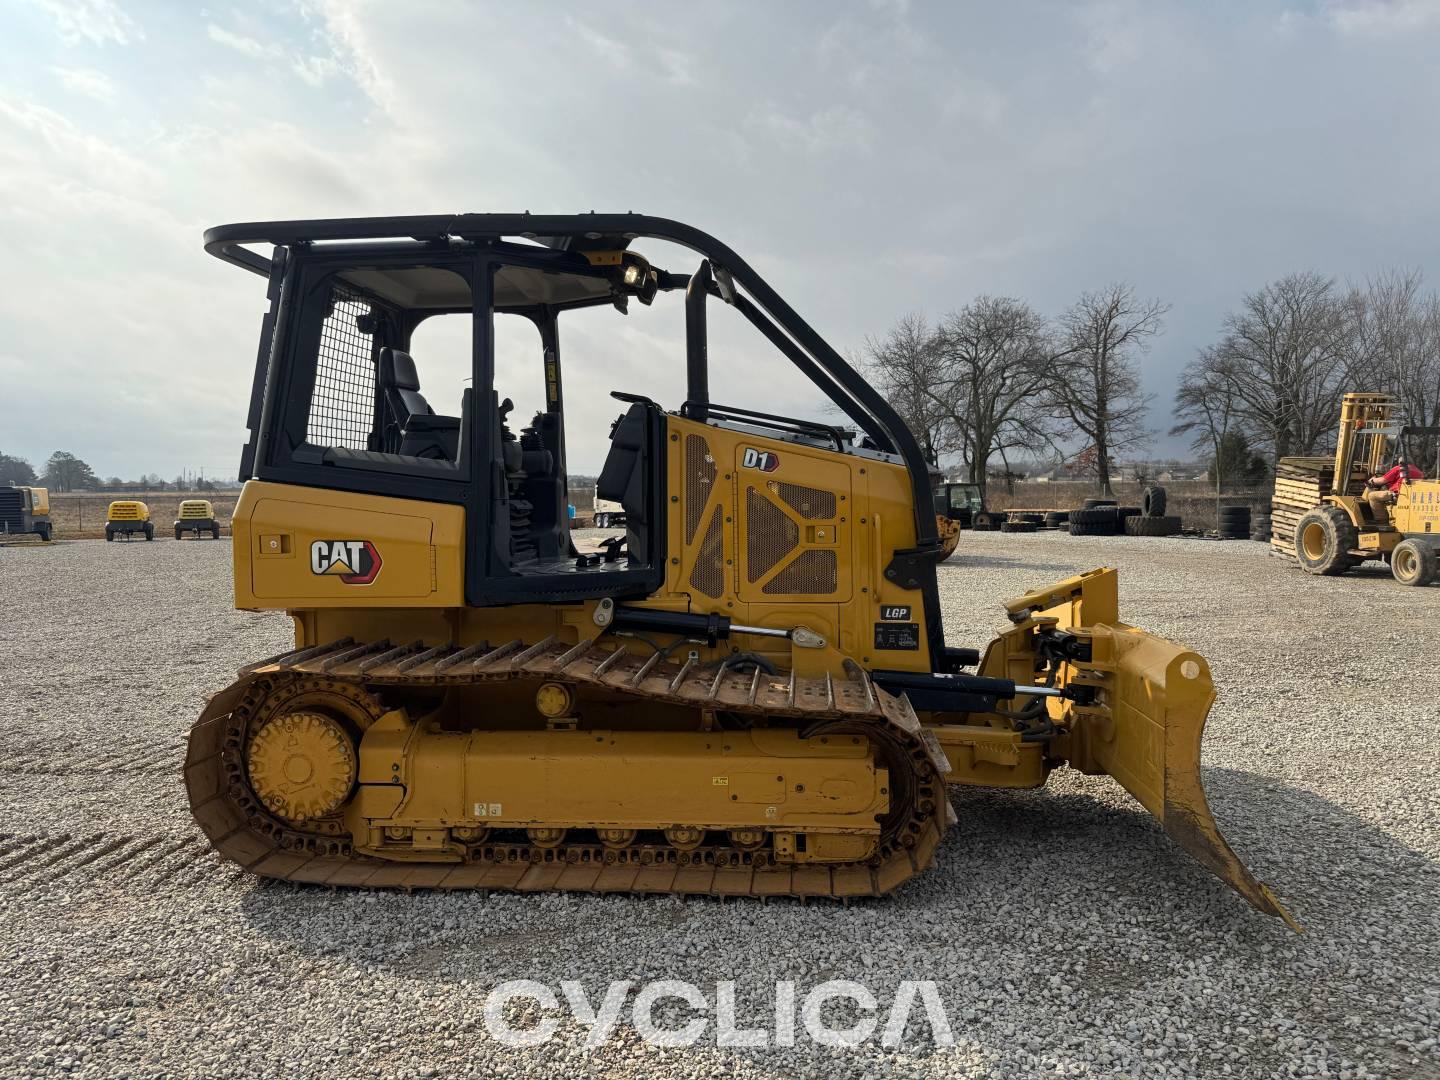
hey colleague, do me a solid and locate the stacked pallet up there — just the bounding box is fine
[1269,456,1364,557]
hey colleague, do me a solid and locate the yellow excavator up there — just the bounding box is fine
[186,213,1293,926]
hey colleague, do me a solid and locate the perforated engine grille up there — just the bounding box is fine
[684,433,717,544]
[745,488,799,583]
[688,504,725,598]
[763,550,838,595]
[775,482,836,520]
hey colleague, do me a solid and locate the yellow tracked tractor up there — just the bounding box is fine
[186,213,1292,926]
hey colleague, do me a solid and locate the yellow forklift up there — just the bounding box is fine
[1285,393,1440,585]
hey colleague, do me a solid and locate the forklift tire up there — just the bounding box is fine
[1391,539,1437,587]
[1294,506,1358,576]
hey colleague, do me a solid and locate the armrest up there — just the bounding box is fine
[406,413,461,432]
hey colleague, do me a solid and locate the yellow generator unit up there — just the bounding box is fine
[105,500,153,541]
[0,484,52,541]
[185,213,1293,927]
[175,499,222,540]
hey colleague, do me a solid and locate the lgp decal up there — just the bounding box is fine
[742,447,780,472]
[310,539,383,585]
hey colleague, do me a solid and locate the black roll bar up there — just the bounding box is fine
[685,260,712,423]
[203,212,941,558]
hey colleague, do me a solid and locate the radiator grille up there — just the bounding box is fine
[763,550,838,595]
[0,489,22,529]
[774,482,836,520]
[688,504,725,598]
[684,433,717,544]
[745,488,799,583]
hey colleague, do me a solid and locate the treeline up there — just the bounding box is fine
[0,450,219,493]
[862,284,1165,496]
[867,269,1440,497]
[1172,270,1440,471]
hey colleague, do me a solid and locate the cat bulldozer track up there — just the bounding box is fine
[186,212,1296,924]
[185,638,948,897]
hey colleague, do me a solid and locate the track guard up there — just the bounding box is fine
[1011,569,1300,931]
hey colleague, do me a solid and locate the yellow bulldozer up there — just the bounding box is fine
[1274,392,1440,584]
[186,213,1292,926]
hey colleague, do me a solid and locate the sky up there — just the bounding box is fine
[3,0,1440,480]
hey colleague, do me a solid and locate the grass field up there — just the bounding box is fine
[13,490,240,541]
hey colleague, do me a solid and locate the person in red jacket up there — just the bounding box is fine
[1364,459,1424,520]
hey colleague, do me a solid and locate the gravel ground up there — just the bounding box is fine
[1,531,1437,1079]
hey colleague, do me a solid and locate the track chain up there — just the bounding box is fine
[185,636,950,899]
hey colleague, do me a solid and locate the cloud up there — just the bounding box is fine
[32,0,141,46]
[1325,0,1440,35]
[50,66,115,101]
[5,5,1440,478]
[206,24,275,60]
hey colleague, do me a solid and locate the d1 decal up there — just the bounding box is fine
[742,447,780,472]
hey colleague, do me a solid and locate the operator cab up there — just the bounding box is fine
[215,214,937,614]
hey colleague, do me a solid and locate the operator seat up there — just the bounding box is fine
[378,347,460,460]
[596,401,653,565]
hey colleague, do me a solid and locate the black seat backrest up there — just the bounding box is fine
[597,403,653,564]
[379,348,434,423]
[377,347,460,460]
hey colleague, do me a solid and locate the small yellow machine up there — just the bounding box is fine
[1280,393,1440,585]
[0,484,52,541]
[105,500,153,541]
[175,499,222,540]
[184,213,1292,926]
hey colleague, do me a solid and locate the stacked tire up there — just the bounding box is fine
[1043,510,1069,528]
[1250,506,1272,542]
[999,519,1038,534]
[1124,514,1182,536]
[1122,484,1181,537]
[1219,505,1251,540]
[1069,505,1120,536]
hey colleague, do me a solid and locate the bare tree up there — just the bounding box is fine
[1207,272,1352,459]
[1051,284,1163,494]
[931,297,1060,498]
[859,313,954,465]
[1346,269,1440,462]
[1172,349,1237,472]
[864,300,1058,500]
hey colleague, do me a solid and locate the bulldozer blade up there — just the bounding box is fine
[1023,570,1301,931]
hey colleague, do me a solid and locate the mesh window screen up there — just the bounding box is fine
[307,284,378,450]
